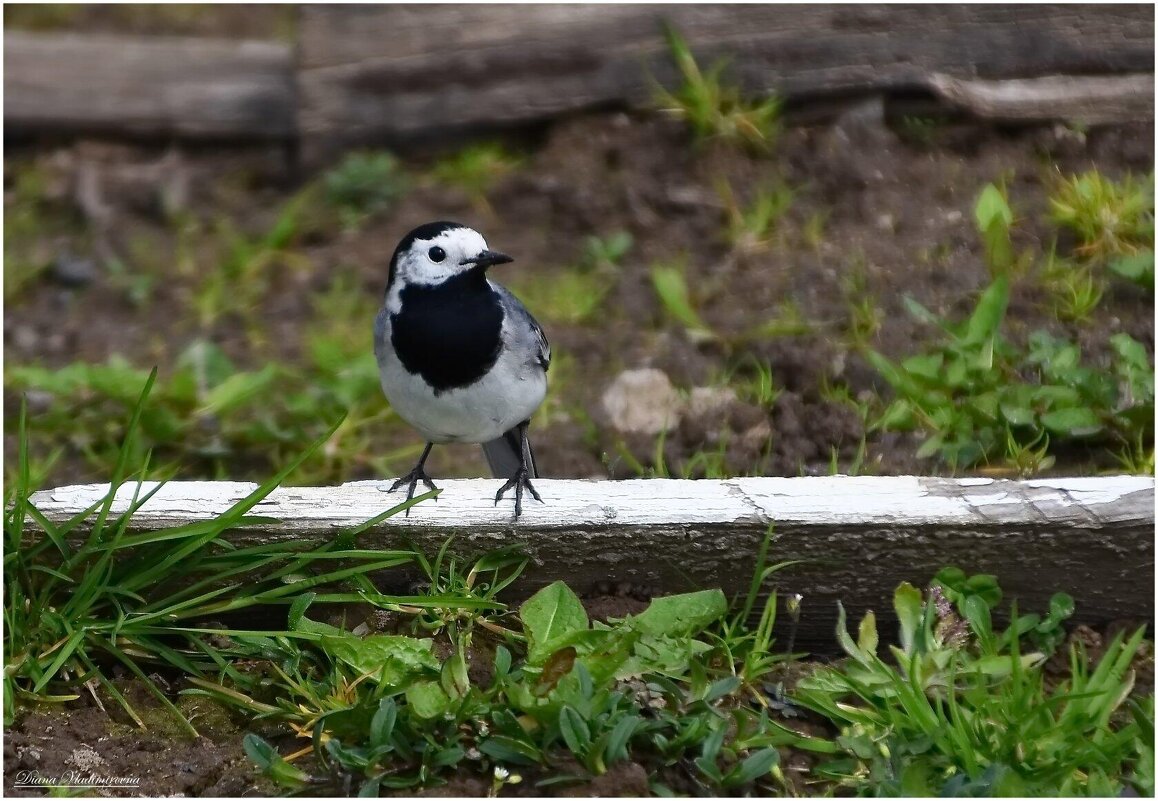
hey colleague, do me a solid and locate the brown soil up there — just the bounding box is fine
[4,679,272,797]
[5,113,1153,487]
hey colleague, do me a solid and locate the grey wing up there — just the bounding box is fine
[494,284,550,372]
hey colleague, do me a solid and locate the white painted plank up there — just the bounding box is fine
[30,476,1153,530]
[24,476,1154,646]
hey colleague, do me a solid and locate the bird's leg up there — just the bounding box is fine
[385,442,438,516]
[494,422,543,519]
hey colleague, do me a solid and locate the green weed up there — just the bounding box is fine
[868,276,1154,470]
[974,180,1033,278]
[222,570,821,795]
[796,572,1149,796]
[1110,250,1155,292]
[656,26,782,153]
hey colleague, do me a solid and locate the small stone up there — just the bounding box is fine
[601,368,683,435]
[68,744,106,772]
[687,386,737,419]
[51,253,98,287]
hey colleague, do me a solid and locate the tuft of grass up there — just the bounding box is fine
[841,261,883,349]
[719,179,794,252]
[656,26,782,153]
[1047,262,1106,323]
[1049,170,1154,263]
[176,190,313,340]
[323,151,408,231]
[4,374,435,732]
[429,142,522,212]
[507,231,630,326]
[650,257,715,340]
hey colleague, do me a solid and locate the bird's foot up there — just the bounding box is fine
[383,466,439,516]
[494,468,543,519]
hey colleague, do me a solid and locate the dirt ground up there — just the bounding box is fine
[5,111,1154,488]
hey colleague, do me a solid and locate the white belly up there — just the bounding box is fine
[379,347,547,443]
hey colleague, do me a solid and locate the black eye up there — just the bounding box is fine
[428,246,446,263]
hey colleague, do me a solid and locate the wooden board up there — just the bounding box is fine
[297,4,1155,163]
[4,32,295,141]
[29,476,1155,649]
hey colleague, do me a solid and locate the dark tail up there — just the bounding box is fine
[481,425,537,479]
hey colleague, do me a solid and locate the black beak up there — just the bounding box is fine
[461,249,514,269]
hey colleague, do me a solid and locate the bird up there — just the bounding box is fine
[373,221,550,518]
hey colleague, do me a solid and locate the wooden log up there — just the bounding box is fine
[297,4,1154,164]
[927,73,1156,125]
[29,476,1154,649]
[4,32,295,141]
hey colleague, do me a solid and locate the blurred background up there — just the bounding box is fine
[4,4,1154,490]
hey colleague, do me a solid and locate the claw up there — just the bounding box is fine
[494,467,543,519]
[383,445,438,516]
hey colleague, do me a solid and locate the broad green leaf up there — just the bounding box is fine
[856,609,879,656]
[370,698,397,747]
[729,747,779,786]
[478,735,541,766]
[201,365,279,415]
[1040,407,1103,436]
[1000,403,1035,427]
[406,680,450,719]
[963,276,1009,345]
[631,589,726,637]
[974,183,1013,229]
[894,582,923,655]
[834,602,868,664]
[901,353,943,380]
[323,634,438,684]
[559,705,592,755]
[520,581,589,664]
[1048,592,1075,622]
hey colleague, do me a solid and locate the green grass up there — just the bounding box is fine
[656,26,782,153]
[719,179,794,252]
[4,161,86,302]
[649,256,715,341]
[322,150,408,231]
[429,142,522,212]
[4,259,424,487]
[4,375,436,733]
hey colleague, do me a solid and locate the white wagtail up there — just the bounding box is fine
[374,221,550,518]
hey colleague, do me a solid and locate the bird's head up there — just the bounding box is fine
[387,221,513,288]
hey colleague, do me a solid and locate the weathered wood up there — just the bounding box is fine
[928,73,1156,125]
[297,4,1154,163]
[29,476,1155,648]
[4,32,295,141]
